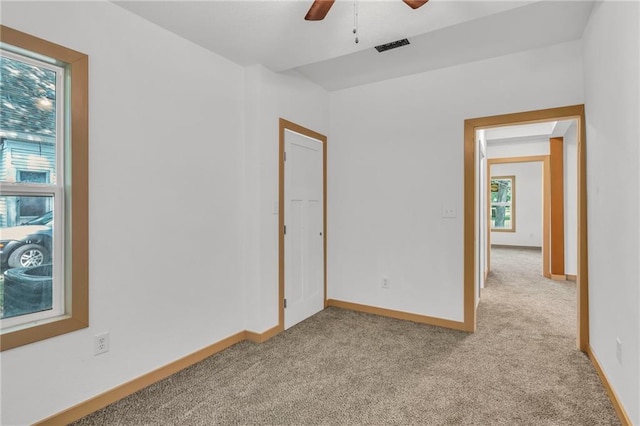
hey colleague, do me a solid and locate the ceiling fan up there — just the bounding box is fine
[305,0,429,21]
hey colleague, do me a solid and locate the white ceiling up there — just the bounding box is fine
[484,119,576,144]
[114,0,595,91]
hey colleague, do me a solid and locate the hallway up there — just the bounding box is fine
[479,246,617,423]
[485,246,575,337]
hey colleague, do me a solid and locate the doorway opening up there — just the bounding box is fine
[485,156,549,282]
[463,105,588,351]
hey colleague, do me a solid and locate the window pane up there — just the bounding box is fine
[0,53,58,184]
[0,196,54,319]
[490,177,514,230]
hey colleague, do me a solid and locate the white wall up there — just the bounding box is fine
[329,40,584,322]
[490,162,543,247]
[0,3,246,424]
[243,66,329,333]
[583,1,640,423]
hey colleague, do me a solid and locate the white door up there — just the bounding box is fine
[284,129,324,329]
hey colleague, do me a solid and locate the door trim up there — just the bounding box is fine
[279,118,327,331]
[549,137,565,276]
[464,105,588,351]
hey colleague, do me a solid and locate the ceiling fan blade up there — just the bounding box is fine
[402,0,429,9]
[305,0,336,21]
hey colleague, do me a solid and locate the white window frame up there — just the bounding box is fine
[0,49,66,330]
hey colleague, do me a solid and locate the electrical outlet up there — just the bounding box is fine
[442,206,456,219]
[382,277,389,289]
[616,338,622,364]
[94,332,110,356]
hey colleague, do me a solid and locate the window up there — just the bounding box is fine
[490,176,515,232]
[0,25,88,351]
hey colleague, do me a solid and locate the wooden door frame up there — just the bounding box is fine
[278,118,328,332]
[464,105,588,351]
[486,156,550,278]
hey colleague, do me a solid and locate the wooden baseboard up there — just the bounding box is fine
[491,244,542,251]
[36,330,256,425]
[551,274,567,281]
[586,345,632,426]
[326,299,467,332]
[566,274,577,282]
[245,324,282,344]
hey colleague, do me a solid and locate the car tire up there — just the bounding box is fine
[2,265,53,319]
[7,244,50,268]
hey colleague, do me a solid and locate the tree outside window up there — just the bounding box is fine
[491,176,515,232]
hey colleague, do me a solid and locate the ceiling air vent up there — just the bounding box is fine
[375,38,410,53]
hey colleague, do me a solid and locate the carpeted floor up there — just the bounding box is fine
[74,247,619,425]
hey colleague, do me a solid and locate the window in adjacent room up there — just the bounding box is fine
[0,25,88,351]
[490,175,515,232]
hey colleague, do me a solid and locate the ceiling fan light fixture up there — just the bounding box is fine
[305,0,336,21]
[402,0,429,9]
[305,0,428,21]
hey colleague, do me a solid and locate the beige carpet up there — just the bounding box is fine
[74,247,618,425]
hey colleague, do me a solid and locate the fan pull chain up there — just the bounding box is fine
[353,1,359,43]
